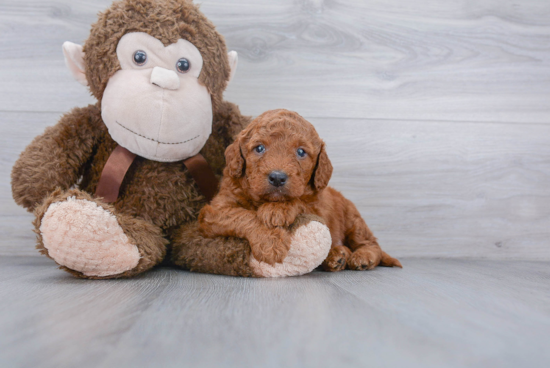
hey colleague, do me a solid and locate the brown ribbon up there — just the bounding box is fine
[95,146,219,203]
[182,153,219,203]
[95,146,137,203]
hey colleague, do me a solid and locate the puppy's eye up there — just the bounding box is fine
[133,50,147,66]
[176,58,191,73]
[255,145,266,154]
[297,148,307,158]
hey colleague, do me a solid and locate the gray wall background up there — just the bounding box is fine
[1,0,549,259]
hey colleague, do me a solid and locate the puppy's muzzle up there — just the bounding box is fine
[268,171,288,188]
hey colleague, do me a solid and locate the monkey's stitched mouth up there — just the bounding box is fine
[115,121,200,145]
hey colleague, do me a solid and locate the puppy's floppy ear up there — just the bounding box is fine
[311,143,333,190]
[225,139,245,178]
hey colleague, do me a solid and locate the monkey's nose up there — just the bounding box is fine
[150,67,180,90]
[268,171,288,188]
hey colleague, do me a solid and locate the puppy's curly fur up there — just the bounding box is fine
[199,109,402,271]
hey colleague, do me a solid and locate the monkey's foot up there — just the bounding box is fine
[40,197,140,277]
[250,215,331,277]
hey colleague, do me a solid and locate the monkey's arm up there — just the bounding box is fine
[11,105,103,211]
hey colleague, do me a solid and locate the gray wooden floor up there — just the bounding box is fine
[1,257,549,368]
[1,0,550,367]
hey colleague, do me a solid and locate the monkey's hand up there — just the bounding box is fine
[11,106,102,211]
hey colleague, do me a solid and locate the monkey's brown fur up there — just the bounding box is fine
[84,0,232,111]
[172,213,325,277]
[198,110,402,271]
[33,188,168,279]
[11,0,250,278]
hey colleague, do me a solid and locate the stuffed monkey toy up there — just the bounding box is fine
[11,0,331,279]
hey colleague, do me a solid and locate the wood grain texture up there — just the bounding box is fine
[0,0,549,123]
[1,0,550,259]
[0,257,549,368]
[312,117,550,260]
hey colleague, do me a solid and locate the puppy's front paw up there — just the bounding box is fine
[322,245,352,272]
[257,203,296,228]
[250,216,332,278]
[197,205,216,236]
[250,228,291,265]
[348,247,382,271]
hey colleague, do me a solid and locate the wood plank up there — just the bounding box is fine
[0,256,174,368]
[0,0,549,123]
[2,112,549,260]
[312,117,550,260]
[0,257,548,367]
[0,216,36,257]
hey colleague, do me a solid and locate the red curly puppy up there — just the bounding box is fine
[199,109,402,271]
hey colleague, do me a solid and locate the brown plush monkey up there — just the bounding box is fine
[11,0,332,279]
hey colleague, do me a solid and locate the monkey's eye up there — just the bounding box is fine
[133,50,147,66]
[176,58,191,73]
[254,145,266,154]
[297,148,307,158]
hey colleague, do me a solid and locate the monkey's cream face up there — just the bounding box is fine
[101,32,213,162]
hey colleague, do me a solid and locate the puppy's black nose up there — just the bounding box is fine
[268,171,288,187]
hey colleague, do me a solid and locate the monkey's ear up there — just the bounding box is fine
[227,51,238,84]
[62,42,88,87]
[311,143,333,191]
[225,139,245,178]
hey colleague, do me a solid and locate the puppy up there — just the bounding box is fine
[199,109,402,271]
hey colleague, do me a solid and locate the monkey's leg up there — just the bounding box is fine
[34,188,168,279]
[344,212,402,271]
[171,214,332,278]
